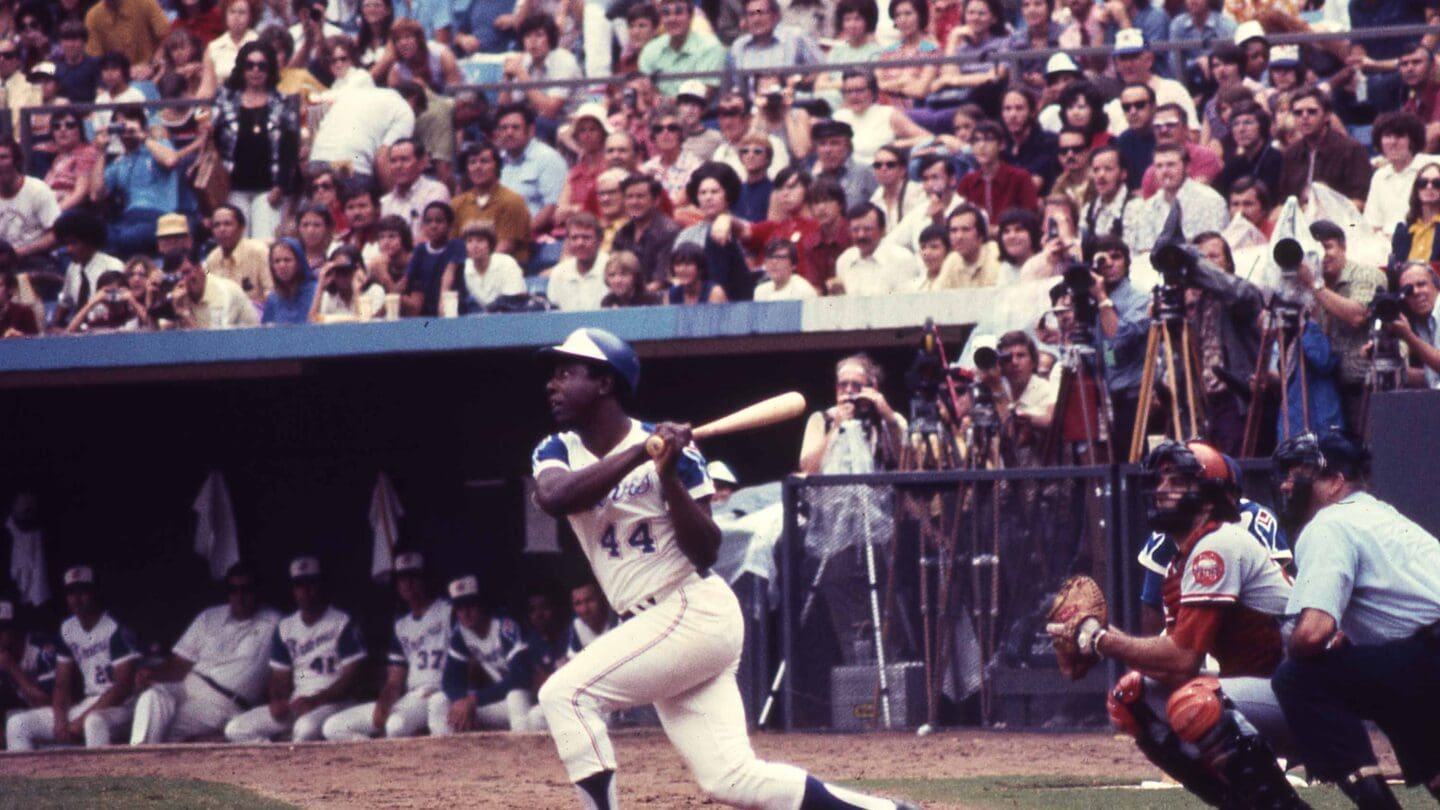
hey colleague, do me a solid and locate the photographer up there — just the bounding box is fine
[1087,234,1150,460]
[1384,261,1440,389]
[798,354,906,667]
[91,105,180,260]
[1179,233,1266,454]
[1296,220,1387,432]
[65,270,148,333]
[993,330,1056,464]
[167,248,259,330]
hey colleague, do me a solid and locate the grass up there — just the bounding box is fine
[847,775,1437,809]
[0,777,298,810]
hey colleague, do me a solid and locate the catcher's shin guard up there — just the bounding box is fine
[1108,672,1233,807]
[1338,769,1401,810]
[1167,678,1310,810]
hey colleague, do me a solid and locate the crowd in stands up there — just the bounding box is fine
[0,0,1436,425]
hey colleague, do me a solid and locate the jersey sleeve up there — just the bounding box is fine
[1139,569,1165,609]
[531,434,571,476]
[1286,515,1358,621]
[676,445,714,500]
[336,619,367,667]
[53,632,74,664]
[440,639,468,701]
[499,619,528,665]
[269,626,292,670]
[109,624,140,666]
[1136,531,1172,577]
[1242,503,1291,560]
[170,611,208,663]
[1179,533,1246,606]
[445,625,468,664]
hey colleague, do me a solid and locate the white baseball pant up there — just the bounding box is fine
[426,688,538,735]
[7,695,134,750]
[537,573,812,808]
[322,687,435,741]
[130,674,243,744]
[223,701,349,743]
[1139,674,1294,756]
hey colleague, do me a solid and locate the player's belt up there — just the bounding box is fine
[196,672,252,710]
[618,570,713,622]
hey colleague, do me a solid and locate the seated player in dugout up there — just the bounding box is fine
[1048,440,1308,810]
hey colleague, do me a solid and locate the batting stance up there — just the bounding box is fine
[324,552,451,741]
[531,328,916,810]
[1048,441,1308,809]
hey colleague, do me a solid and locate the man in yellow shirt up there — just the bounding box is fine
[84,0,169,77]
[203,205,274,305]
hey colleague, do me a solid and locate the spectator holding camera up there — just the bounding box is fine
[310,245,383,322]
[66,269,149,333]
[1385,261,1440,389]
[1087,234,1150,460]
[995,330,1056,459]
[92,106,180,259]
[1298,220,1386,432]
[167,248,260,330]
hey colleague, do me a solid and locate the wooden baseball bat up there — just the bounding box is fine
[645,391,808,457]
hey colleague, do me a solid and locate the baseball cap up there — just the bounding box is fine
[542,328,641,394]
[1270,45,1301,67]
[811,119,854,141]
[289,556,322,582]
[155,213,190,239]
[0,599,15,625]
[63,565,95,588]
[394,551,425,575]
[1234,20,1266,46]
[676,80,709,105]
[448,574,481,603]
[27,62,55,81]
[570,102,613,135]
[707,461,739,486]
[1114,28,1146,56]
[1044,53,1081,77]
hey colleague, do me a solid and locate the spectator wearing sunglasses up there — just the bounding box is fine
[1113,82,1156,192]
[1101,28,1197,138]
[640,106,702,210]
[1277,87,1373,210]
[712,92,790,182]
[212,42,301,242]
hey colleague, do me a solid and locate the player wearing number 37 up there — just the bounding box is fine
[6,565,139,750]
[224,557,366,743]
[530,327,916,810]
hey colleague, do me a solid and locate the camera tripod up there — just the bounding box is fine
[1240,299,1309,456]
[1042,336,1115,465]
[1129,287,1207,461]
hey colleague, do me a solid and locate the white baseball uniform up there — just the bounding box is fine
[130,604,281,744]
[324,599,451,741]
[566,614,618,658]
[6,612,138,750]
[530,420,830,809]
[223,606,365,743]
[427,613,535,734]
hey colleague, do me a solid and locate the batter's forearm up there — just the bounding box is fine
[535,446,648,516]
[661,475,721,570]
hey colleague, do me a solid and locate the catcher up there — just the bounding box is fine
[1047,440,1308,810]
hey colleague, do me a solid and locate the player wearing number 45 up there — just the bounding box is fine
[130,563,281,744]
[530,327,917,810]
[324,551,452,741]
[6,565,139,751]
[224,557,366,743]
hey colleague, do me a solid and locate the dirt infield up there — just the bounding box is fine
[0,729,1160,809]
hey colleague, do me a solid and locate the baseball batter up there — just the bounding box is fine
[530,328,916,810]
[130,563,281,744]
[1051,441,1307,809]
[7,566,138,750]
[224,557,366,743]
[324,551,451,741]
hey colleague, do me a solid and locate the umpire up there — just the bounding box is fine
[1270,433,1440,809]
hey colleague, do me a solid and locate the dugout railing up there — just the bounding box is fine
[772,460,1280,731]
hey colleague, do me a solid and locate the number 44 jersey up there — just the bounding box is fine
[269,606,366,698]
[532,420,715,616]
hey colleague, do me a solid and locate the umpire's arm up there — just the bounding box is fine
[1287,608,1338,658]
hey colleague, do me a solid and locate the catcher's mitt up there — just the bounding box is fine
[1045,575,1109,680]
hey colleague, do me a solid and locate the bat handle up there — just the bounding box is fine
[645,434,666,458]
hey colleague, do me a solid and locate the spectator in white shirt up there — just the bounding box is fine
[460,222,526,311]
[545,214,609,311]
[1365,111,1440,238]
[53,210,123,328]
[380,137,452,243]
[166,248,260,330]
[754,238,817,301]
[830,202,920,296]
[1128,143,1227,253]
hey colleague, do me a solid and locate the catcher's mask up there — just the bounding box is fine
[1270,432,1369,529]
[1143,440,1236,535]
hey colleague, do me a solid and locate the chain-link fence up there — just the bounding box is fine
[771,460,1281,731]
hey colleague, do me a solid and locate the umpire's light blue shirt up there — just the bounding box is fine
[1287,491,1440,645]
